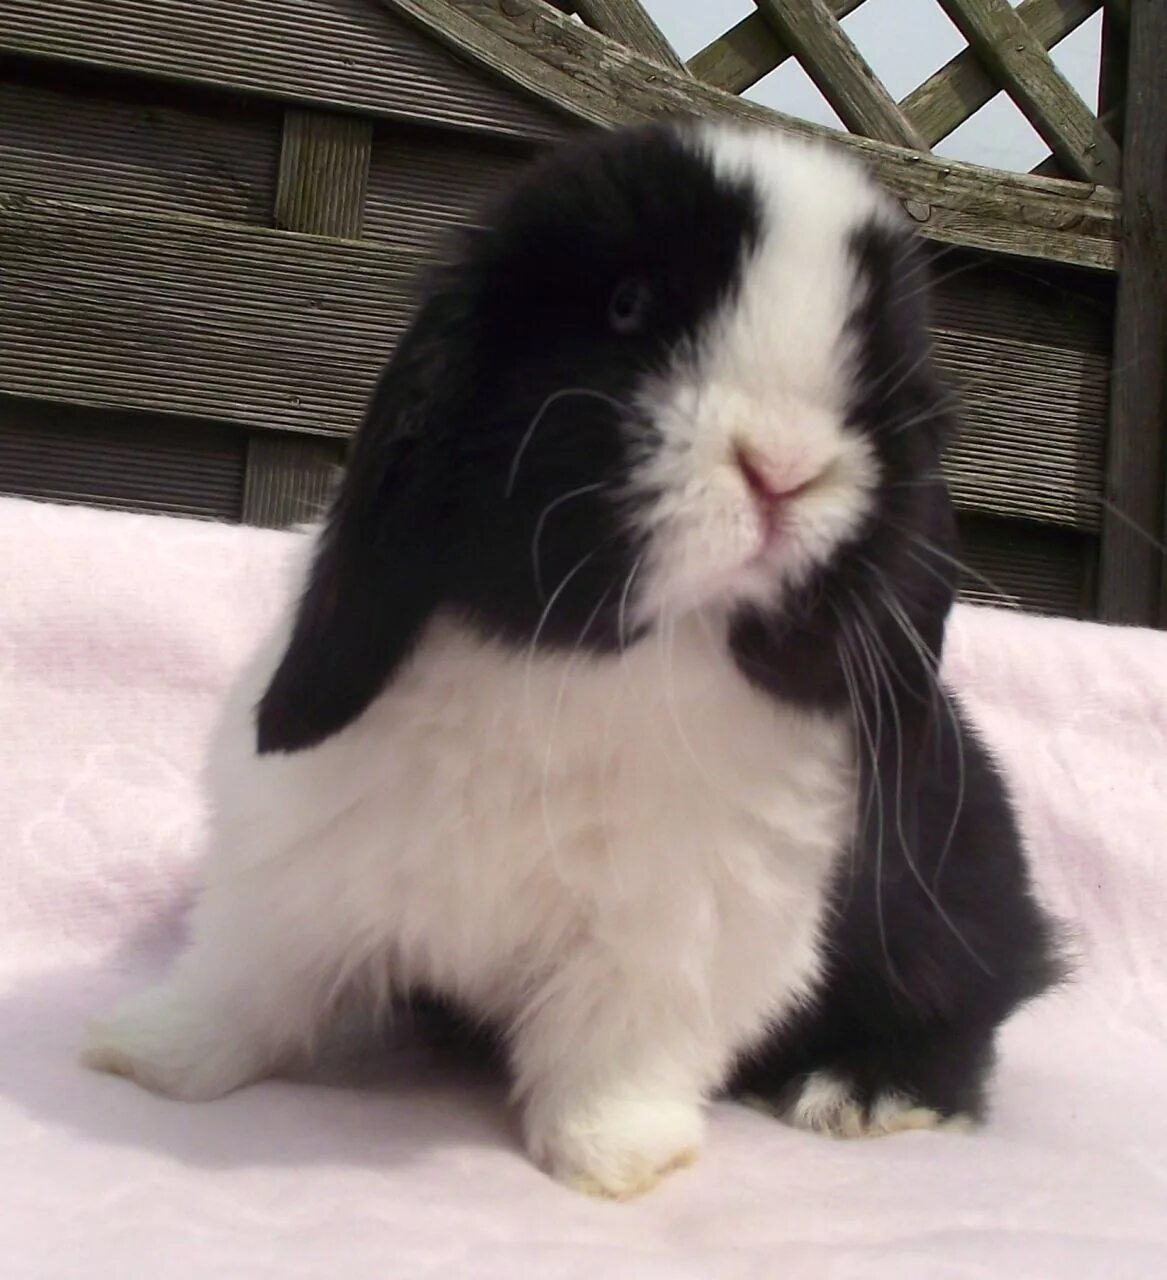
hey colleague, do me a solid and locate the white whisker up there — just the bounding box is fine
[833,615,895,985]
[862,568,968,897]
[847,589,991,976]
[531,482,606,602]
[505,388,628,499]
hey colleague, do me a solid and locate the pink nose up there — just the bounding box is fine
[733,443,809,509]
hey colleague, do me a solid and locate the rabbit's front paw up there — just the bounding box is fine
[525,1092,703,1200]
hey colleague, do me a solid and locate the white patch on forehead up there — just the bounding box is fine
[624,126,893,624]
[696,124,897,407]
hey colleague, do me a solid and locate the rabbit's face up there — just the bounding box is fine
[443,124,943,651]
[626,129,894,624]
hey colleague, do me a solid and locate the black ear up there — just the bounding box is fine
[255,289,464,755]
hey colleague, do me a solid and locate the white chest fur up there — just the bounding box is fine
[209,611,856,1076]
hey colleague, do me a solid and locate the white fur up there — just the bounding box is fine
[85,607,855,1195]
[774,1071,973,1139]
[83,126,899,1199]
[629,127,889,623]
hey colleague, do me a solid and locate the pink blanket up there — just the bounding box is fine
[2,494,1165,1278]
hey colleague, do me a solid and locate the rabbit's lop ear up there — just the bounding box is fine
[256,290,462,755]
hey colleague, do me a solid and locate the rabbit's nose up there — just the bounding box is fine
[732,442,811,512]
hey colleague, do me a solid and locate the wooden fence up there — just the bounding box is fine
[0,0,1162,623]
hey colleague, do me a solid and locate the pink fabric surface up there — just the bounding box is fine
[1,494,1165,1278]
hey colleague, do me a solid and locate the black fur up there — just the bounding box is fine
[258,121,1064,1125]
[257,124,760,752]
[726,220,1066,1121]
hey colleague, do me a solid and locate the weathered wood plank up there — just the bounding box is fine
[274,109,373,239]
[933,255,1112,530]
[0,0,571,143]
[687,12,784,94]
[248,108,375,525]
[688,3,865,96]
[753,0,926,147]
[1033,105,1123,178]
[384,0,1120,270]
[1098,1,1130,130]
[957,513,1092,616]
[935,0,1121,185]
[0,195,414,436]
[902,0,1100,147]
[570,0,688,73]
[0,75,280,223]
[1098,0,1167,624]
[243,435,341,529]
[0,397,245,520]
[938,328,1107,529]
[363,129,531,252]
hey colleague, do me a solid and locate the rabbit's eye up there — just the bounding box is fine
[608,277,651,335]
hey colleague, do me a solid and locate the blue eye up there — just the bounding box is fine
[608,277,651,334]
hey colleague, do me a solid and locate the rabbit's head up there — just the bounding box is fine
[258,122,957,753]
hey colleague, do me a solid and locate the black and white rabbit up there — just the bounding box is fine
[83,121,1064,1198]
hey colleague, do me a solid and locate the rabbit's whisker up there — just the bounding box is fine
[532,482,607,603]
[845,594,990,976]
[832,614,895,987]
[505,388,629,499]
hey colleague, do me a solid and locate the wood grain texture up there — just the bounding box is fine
[571,0,687,72]
[0,194,411,436]
[1098,0,1167,624]
[902,0,1099,147]
[0,397,245,520]
[935,0,1121,185]
[0,0,571,143]
[0,76,279,223]
[251,108,374,527]
[243,434,341,528]
[687,2,866,96]
[754,0,926,147]
[363,128,532,252]
[385,0,1119,269]
[275,109,373,239]
[1097,0,1130,129]
[938,328,1107,530]
[933,257,1111,530]
[957,513,1092,615]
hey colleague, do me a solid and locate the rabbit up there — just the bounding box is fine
[82,120,1065,1199]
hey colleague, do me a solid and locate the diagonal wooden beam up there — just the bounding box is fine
[379,0,1120,270]
[754,0,926,147]
[935,0,1121,185]
[903,0,1100,147]
[688,1,866,96]
[1032,0,1126,177]
[1033,104,1122,176]
[569,0,688,73]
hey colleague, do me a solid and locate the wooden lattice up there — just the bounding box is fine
[560,0,1127,186]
